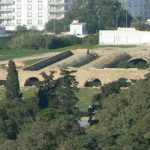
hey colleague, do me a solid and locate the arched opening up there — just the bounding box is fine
[130,58,148,65]
[0,80,6,86]
[128,58,149,69]
[118,58,149,69]
[24,77,39,86]
[117,78,131,87]
[84,78,102,87]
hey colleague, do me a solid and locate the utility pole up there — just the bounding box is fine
[113,5,118,28]
[126,8,128,28]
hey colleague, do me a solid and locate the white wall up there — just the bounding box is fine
[70,24,87,35]
[99,29,150,45]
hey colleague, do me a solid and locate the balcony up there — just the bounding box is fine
[0,0,14,6]
[49,8,67,13]
[0,14,13,20]
[0,8,13,12]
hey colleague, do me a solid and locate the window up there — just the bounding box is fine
[17,4,21,9]
[38,4,42,10]
[27,4,32,10]
[27,12,32,17]
[17,19,21,24]
[38,19,42,25]
[17,12,21,17]
[27,19,32,25]
[38,12,42,17]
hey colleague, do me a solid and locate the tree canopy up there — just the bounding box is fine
[46,0,132,33]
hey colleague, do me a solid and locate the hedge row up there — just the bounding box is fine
[0,31,99,50]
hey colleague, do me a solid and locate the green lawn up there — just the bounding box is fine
[0,87,99,113]
[0,45,94,61]
[0,44,136,61]
[76,88,100,112]
[0,87,37,100]
[0,49,53,61]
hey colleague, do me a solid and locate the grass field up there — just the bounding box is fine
[0,87,99,113]
[76,88,99,112]
[0,44,136,61]
[0,45,96,61]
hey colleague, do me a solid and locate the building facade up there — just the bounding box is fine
[48,0,75,20]
[0,0,75,31]
[70,20,88,37]
[119,0,150,19]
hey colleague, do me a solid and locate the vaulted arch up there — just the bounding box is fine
[24,77,39,86]
[84,78,102,87]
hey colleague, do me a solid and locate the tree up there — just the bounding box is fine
[131,16,150,31]
[88,74,150,149]
[48,0,132,33]
[45,19,65,33]
[15,115,84,150]
[5,60,20,100]
[56,69,79,114]
[0,99,34,140]
[37,71,59,109]
[37,70,79,115]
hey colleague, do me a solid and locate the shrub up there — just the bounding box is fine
[0,37,11,50]
[10,31,82,50]
[83,34,99,45]
[10,31,50,50]
[117,61,149,69]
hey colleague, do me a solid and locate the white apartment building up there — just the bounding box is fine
[49,0,75,20]
[0,0,75,31]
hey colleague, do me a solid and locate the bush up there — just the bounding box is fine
[45,19,65,33]
[117,61,149,69]
[0,37,11,50]
[83,34,99,45]
[10,31,82,50]
[10,31,50,50]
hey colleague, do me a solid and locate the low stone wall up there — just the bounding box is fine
[23,50,73,71]
[0,68,149,87]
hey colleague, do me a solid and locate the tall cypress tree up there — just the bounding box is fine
[57,69,79,114]
[5,60,20,99]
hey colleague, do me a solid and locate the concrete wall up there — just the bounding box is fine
[50,53,98,69]
[0,68,149,87]
[99,28,150,45]
[23,50,73,71]
[82,52,131,69]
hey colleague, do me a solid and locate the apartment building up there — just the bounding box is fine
[0,0,75,31]
[0,0,14,30]
[119,0,150,19]
[48,0,75,20]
